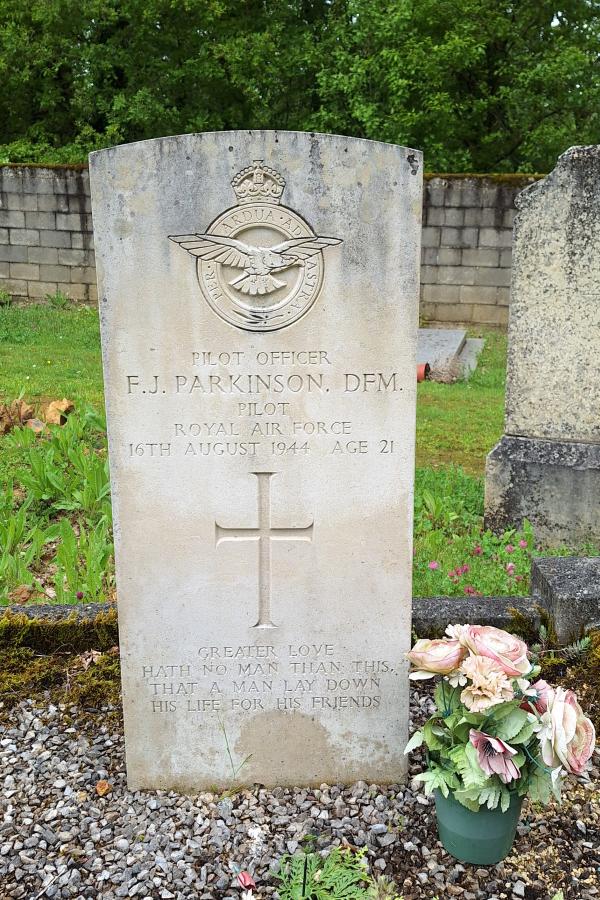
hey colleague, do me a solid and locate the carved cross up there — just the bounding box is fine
[215,472,313,628]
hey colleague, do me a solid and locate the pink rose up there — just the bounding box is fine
[407,638,466,680]
[531,679,555,714]
[540,688,596,775]
[461,625,530,677]
[470,730,520,783]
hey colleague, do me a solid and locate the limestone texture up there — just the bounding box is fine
[89,131,421,790]
[505,145,600,443]
[485,435,600,547]
[532,556,600,643]
[486,146,600,546]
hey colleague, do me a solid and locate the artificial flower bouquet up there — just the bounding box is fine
[405,625,596,813]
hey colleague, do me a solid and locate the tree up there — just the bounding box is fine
[313,0,600,171]
[0,0,598,171]
[0,0,328,162]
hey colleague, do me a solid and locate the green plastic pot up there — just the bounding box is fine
[434,790,523,865]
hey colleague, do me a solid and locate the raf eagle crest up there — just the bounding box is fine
[169,160,342,332]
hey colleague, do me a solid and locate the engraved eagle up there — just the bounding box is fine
[169,232,342,296]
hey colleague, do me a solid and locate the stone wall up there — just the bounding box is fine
[421,174,539,326]
[0,165,539,322]
[0,166,96,304]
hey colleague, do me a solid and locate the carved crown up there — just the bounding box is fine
[231,160,285,205]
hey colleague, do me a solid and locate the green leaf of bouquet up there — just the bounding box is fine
[494,708,529,742]
[423,720,446,751]
[500,787,512,813]
[512,751,526,769]
[404,731,424,754]
[551,774,563,803]
[487,702,519,721]
[434,681,461,715]
[528,768,552,805]
[449,743,488,790]
[453,788,480,812]
[448,744,465,763]
[510,720,536,746]
[456,711,486,727]
[479,782,501,810]
[452,723,473,745]
[463,742,489,788]
[415,765,458,797]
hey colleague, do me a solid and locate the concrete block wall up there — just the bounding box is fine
[0,165,541,323]
[0,166,96,303]
[420,174,538,326]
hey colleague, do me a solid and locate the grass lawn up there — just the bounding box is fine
[0,305,104,410]
[0,306,593,605]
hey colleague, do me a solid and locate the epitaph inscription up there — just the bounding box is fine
[90,131,421,789]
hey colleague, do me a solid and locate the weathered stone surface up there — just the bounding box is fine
[532,556,600,643]
[412,595,540,638]
[506,146,600,442]
[486,146,600,545]
[3,594,545,644]
[90,131,422,790]
[457,337,485,377]
[417,328,465,367]
[485,435,600,547]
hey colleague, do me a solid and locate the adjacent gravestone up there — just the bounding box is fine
[90,132,422,790]
[486,145,600,547]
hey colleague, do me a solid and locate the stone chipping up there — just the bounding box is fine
[1,691,598,900]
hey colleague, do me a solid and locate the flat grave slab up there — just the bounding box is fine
[417,328,466,367]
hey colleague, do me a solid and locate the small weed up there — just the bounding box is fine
[219,718,252,789]
[0,411,114,605]
[53,518,114,604]
[0,288,12,307]
[274,847,371,900]
[46,290,73,309]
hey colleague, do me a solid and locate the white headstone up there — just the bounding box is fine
[90,131,421,790]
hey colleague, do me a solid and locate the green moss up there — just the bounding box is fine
[507,606,557,645]
[67,652,121,708]
[0,645,121,721]
[0,608,118,653]
[1,647,68,698]
[559,629,600,731]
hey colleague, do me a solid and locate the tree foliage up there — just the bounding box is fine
[0,0,598,171]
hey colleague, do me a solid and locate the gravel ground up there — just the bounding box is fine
[0,691,598,900]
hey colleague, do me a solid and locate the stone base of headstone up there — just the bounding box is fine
[531,556,600,643]
[485,435,600,548]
